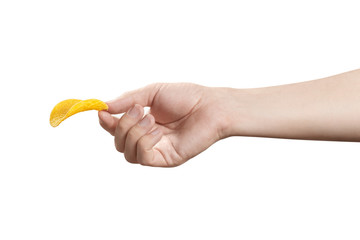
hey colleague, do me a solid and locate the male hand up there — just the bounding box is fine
[99,83,229,167]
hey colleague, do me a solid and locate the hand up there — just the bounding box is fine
[98,83,230,167]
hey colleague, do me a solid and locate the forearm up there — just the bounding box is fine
[224,69,360,141]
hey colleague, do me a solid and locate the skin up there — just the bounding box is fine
[99,69,360,167]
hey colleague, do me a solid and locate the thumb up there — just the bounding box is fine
[106,83,162,114]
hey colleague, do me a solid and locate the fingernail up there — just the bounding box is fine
[150,128,161,135]
[127,105,140,118]
[139,115,150,127]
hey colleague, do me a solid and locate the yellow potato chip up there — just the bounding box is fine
[50,99,108,127]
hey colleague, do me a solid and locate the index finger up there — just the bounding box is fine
[98,110,119,135]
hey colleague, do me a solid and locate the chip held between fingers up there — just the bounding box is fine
[50,99,108,127]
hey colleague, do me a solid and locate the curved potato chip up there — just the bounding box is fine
[50,99,108,127]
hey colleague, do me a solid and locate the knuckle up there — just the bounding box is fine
[137,155,150,166]
[117,121,128,133]
[139,160,150,166]
[140,156,154,167]
[124,152,130,162]
[114,141,123,152]
[127,127,141,140]
[137,137,147,150]
[145,82,159,90]
[124,152,135,164]
[137,139,152,166]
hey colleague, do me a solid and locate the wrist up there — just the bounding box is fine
[219,87,256,138]
[215,86,278,139]
[207,87,257,139]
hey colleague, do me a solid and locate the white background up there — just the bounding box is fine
[1,0,360,239]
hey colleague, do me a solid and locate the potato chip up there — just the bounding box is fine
[50,99,108,127]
